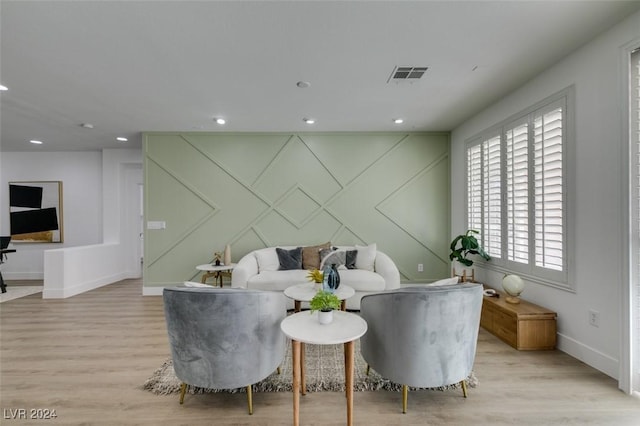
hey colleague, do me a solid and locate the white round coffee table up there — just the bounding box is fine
[281,311,367,426]
[284,282,355,312]
[195,263,236,287]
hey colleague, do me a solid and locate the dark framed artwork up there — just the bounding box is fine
[9,181,64,243]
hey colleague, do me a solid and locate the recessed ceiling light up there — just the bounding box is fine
[393,118,404,124]
[30,140,43,145]
[296,81,311,88]
[116,137,128,142]
[0,85,8,91]
[81,123,94,129]
[303,118,315,124]
[215,118,226,125]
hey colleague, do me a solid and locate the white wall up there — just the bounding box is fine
[0,151,103,279]
[451,11,640,381]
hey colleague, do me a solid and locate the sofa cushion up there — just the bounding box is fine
[302,242,331,270]
[355,243,377,271]
[277,247,303,270]
[254,248,280,272]
[247,270,309,291]
[336,269,386,292]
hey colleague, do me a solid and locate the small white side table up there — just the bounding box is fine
[284,282,355,312]
[195,263,236,287]
[280,311,367,426]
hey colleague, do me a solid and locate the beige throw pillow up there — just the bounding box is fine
[302,242,331,270]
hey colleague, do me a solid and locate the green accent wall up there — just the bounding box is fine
[143,132,450,288]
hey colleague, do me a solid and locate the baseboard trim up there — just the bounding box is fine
[43,272,128,299]
[142,286,164,296]
[557,332,619,380]
[2,272,44,280]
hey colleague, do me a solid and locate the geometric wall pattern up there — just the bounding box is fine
[143,132,450,288]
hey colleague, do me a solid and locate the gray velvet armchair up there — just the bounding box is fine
[163,287,287,413]
[359,283,483,413]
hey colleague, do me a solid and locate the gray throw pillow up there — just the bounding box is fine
[319,248,357,269]
[276,247,303,270]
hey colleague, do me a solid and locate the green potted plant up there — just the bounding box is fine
[449,229,491,282]
[309,291,341,324]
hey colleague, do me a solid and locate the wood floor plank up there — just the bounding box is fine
[1,279,639,425]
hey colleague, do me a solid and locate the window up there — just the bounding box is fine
[465,88,573,288]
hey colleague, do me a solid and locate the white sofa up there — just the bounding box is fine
[231,245,400,310]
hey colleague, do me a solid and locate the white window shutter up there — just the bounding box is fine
[534,106,564,271]
[506,123,529,264]
[483,135,502,259]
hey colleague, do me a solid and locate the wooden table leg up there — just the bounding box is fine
[292,340,301,426]
[345,340,355,426]
[341,300,347,311]
[300,342,306,395]
[294,300,301,313]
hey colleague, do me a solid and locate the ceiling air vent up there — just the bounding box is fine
[387,66,428,83]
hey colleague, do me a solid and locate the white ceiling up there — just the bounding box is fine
[1,1,639,152]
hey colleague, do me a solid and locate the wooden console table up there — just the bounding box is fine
[480,288,557,350]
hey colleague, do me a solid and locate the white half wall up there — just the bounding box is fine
[451,10,640,383]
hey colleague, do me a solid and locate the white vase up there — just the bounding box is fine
[223,244,231,266]
[317,310,333,325]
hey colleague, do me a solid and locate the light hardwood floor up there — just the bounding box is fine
[1,279,638,425]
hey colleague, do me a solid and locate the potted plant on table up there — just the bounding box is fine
[306,269,324,291]
[449,229,491,282]
[309,291,341,324]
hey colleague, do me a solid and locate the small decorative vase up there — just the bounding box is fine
[223,244,231,266]
[318,310,333,325]
[322,264,340,293]
[502,274,525,304]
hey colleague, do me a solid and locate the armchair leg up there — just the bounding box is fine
[366,364,370,376]
[460,380,468,398]
[246,385,253,415]
[402,384,408,413]
[179,383,187,404]
[277,366,281,375]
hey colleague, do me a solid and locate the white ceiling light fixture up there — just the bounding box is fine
[215,118,226,125]
[30,140,43,145]
[303,118,315,124]
[80,123,94,129]
[116,137,128,142]
[296,81,311,88]
[0,85,8,91]
[393,118,404,124]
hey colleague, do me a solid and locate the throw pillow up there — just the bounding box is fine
[254,248,280,272]
[424,277,460,287]
[276,247,303,270]
[319,248,357,270]
[355,243,376,271]
[302,241,331,270]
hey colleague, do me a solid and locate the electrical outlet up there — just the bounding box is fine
[589,309,600,327]
[418,263,424,272]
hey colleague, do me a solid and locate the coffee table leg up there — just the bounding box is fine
[345,340,354,426]
[292,339,300,426]
[294,300,301,313]
[300,342,306,395]
[341,300,347,311]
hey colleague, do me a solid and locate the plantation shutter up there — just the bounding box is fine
[534,104,564,271]
[467,144,483,234]
[506,122,529,264]
[483,135,502,258]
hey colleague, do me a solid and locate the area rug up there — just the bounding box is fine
[143,340,477,395]
[0,286,43,303]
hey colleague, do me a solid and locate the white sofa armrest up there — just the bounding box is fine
[231,252,259,289]
[374,251,400,290]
